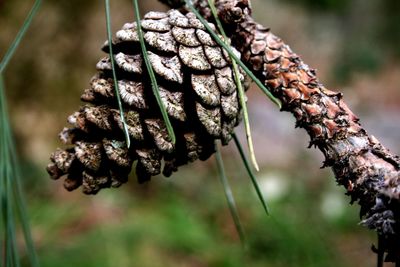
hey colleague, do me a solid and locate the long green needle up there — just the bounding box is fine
[132,0,176,144]
[215,142,246,246]
[207,0,260,171]
[233,133,270,215]
[104,0,131,148]
[0,0,42,73]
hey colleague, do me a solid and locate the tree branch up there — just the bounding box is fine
[159,0,400,262]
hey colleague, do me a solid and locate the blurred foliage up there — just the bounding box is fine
[22,161,374,267]
[1,0,399,266]
[380,0,400,56]
[333,42,383,83]
[283,0,350,12]
[281,0,400,83]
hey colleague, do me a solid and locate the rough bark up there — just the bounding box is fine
[233,15,400,263]
[159,0,400,262]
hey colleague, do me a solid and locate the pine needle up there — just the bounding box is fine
[6,168,20,267]
[214,141,246,246]
[184,0,281,108]
[232,133,270,215]
[0,1,42,260]
[207,0,259,171]
[104,0,131,148]
[0,75,18,267]
[1,73,40,267]
[9,130,40,267]
[0,145,4,267]
[0,78,5,267]
[132,0,176,144]
[0,0,42,73]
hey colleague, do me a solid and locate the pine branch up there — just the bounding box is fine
[159,0,400,262]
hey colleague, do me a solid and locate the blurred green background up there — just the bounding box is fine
[1,0,399,266]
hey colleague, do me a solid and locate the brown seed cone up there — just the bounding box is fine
[47,9,248,195]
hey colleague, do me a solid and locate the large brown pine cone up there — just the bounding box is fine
[46,9,248,194]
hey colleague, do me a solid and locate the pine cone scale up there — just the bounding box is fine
[47,9,248,194]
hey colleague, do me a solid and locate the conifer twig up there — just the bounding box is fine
[160,0,400,261]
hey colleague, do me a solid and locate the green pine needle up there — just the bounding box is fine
[233,133,270,215]
[0,142,4,266]
[0,76,18,267]
[184,0,282,109]
[1,74,40,267]
[10,134,40,267]
[207,0,259,171]
[6,168,20,267]
[214,141,246,246]
[0,76,5,265]
[0,0,42,73]
[104,0,131,148]
[132,0,176,144]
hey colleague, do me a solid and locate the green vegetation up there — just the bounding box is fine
[24,163,373,267]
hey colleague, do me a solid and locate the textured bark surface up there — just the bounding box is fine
[159,0,400,262]
[233,16,400,262]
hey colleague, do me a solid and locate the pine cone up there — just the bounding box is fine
[46,9,248,194]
